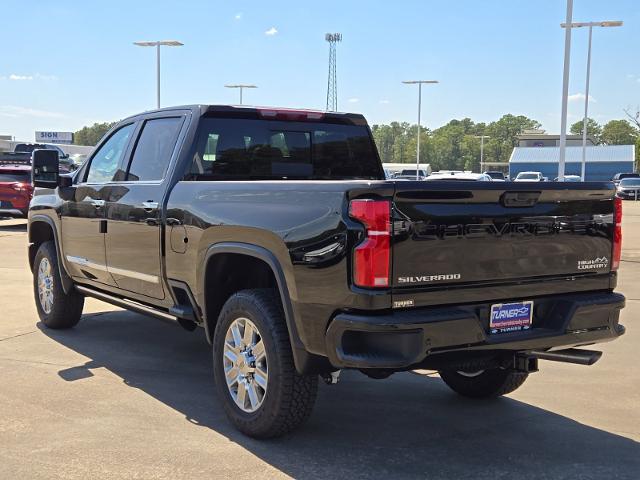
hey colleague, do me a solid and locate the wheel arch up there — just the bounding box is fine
[28,215,73,294]
[201,242,328,374]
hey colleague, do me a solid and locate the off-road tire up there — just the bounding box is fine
[33,241,84,329]
[212,289,318,438]
[439,368,528,398]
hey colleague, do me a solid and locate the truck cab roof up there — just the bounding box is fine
[121,104,368,126]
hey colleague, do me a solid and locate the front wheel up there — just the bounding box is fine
[33,241,84,329]
[212,289,318,438]
[439,368,528,398]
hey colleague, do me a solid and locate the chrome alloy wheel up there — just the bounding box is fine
[37,257,54,314]
[223,317,268,413]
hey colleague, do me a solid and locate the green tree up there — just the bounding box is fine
[485,114,541,164]
[570,117,602,144]
[371,113,539,172]
[74,122,117,146]
[601,120,638,145]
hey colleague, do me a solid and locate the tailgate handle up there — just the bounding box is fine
[501,191,541,207]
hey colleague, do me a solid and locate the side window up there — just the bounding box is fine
[126,117,183,181]
[85,124,135,183]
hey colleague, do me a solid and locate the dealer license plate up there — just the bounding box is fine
[489,301,533,334]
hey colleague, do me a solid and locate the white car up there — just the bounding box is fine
[553,175,582,182]
[425,172,492,181]
[514,171,544,182]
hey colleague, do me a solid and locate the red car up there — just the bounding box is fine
[0,164,33,218]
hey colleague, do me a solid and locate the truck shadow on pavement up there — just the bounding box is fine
[0,219,27,231]
[40,309,639,480]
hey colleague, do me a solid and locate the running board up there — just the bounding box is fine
[75,285,178,322]
[530,348,602,366]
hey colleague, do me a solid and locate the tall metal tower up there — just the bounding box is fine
[325,33,342,111]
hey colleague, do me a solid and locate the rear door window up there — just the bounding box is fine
[125,117,184,182]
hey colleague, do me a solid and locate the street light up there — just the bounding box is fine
[557,0,574,182]
[402,80,439,180]
[475,135,490,173]
[224,84,258,105]
[133,40,184,109]
[561,20,623,181]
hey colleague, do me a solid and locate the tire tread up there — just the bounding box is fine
[213,288,317,438]
[33,241,84,329]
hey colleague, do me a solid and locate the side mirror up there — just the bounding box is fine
[32,149,60,188]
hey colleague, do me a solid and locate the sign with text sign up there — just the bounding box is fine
[35,131,73,145]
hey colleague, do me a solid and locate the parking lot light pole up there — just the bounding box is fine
[561,21,623,181]
[557,0,574,182]
[134,40,184,109]
[402,80,438,180]
[475,135,490,173]
[224,84,258,105]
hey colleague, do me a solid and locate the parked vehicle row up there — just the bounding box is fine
[385,168,640,184]
[0,163,33,217]
[616,178,640,200]
[0,143,86,218]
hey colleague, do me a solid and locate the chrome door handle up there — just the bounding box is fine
[141,201,159,211]
[90,199,105,208]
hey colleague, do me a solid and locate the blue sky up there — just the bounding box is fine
[1,0,639,141]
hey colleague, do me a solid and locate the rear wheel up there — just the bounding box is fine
[439,368,528,398]
[212,289,318,438]
[33,241,84,329]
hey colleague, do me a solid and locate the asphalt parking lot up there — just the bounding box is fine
[1,204,639,480]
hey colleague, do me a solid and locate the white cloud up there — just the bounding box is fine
[265,27,278,36]
[35,73,58,81]
[568,92,596,103]
[9,74,33,81]
[0,105,65,118]
[348,97,359,103]
[2,73,56,81]
[234,12,242,20]
[379,99,390,104]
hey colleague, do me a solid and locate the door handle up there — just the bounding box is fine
[90,199,105,208]
[141,201,159,211]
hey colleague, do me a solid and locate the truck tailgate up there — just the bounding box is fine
[392,182,616,290]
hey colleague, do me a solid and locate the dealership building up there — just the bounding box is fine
[508,130,635,180]
[509,144,635,181]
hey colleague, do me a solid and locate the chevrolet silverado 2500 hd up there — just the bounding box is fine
[28,105,625,438]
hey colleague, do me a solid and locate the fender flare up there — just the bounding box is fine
[29,214,74,294]
[202,242,311,372]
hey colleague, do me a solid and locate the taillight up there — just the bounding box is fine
[349,199,391,288]
[612,196,622,271]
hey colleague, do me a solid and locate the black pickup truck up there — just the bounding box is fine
[28,105,625,438]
